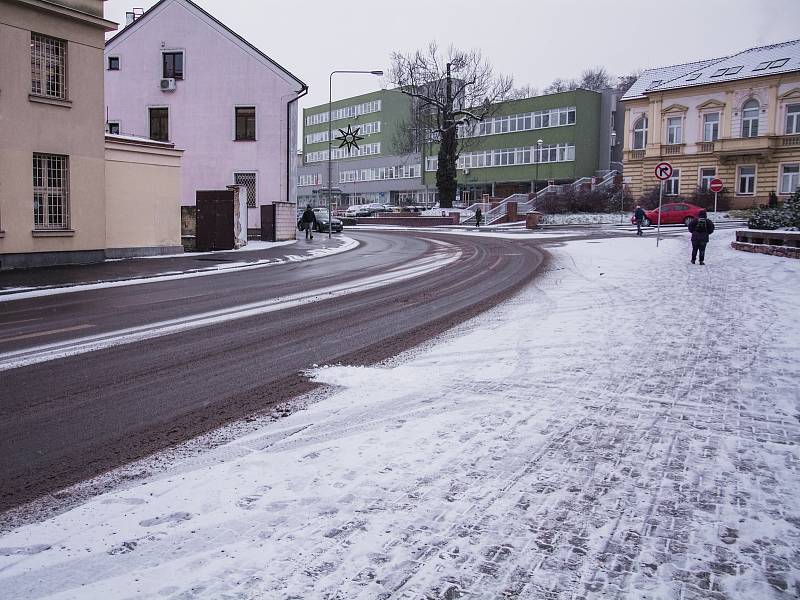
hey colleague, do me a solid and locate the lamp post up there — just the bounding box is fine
[534,139,543,195]
[327,69,383,238]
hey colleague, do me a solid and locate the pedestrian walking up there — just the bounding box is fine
[634,205,646,236]
[475,207,482,228]
[687,209,715,264]
[300,205,317,240]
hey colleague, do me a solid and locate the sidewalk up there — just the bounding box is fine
[1,230,797,598]
[0,236,353,297]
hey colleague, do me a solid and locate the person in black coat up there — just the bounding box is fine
[634,205,646,236]
[300,205,317,240]
[687,209,715,264]
[475,207,482,228]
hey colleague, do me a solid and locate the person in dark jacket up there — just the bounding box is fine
[300,205,317,240]
[634,205,646,236]
[475,207,482,228]
[687,209,715,264]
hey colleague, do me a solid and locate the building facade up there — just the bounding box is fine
[0,0,116,268]
[299,87,618,207]
[621,40,800,208]
[104,0,307,234]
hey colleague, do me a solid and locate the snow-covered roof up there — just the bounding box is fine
[622,39,800,101]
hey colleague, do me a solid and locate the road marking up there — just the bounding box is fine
[0,317,42,326]
[0,324,94,344]
[0,244,462,372]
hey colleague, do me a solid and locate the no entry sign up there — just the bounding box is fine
[709,178,724,193]
[654,162,673,181]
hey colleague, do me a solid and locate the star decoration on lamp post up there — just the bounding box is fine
[335,124,364,153]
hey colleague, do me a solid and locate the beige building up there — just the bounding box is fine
[0,0,183,269]
[622,40,800,209]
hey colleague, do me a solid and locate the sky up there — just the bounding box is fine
[102,0,800,113]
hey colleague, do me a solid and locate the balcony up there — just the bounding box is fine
[625,149,646,161]
[780,134,800,147]
[697,142,714,153]
[713,136,773,158]
[661,144,684,156]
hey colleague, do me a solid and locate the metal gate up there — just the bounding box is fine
[260,204,276,242]
[196,190,235,251]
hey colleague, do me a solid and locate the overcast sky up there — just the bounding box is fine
[104,0,800,113]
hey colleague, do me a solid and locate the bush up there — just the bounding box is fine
[689,186,731,212]
[748,189,800,230]
[536,184,631,214]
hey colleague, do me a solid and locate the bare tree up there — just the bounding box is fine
[508,84,539,100]
[577,67,614,91]
[543,77,577,94]
[389,42,512,208]
[616,70,642,94]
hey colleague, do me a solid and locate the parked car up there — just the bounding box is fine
[631,202,705,226]
[344,205,371,218]
[312,208,343,233]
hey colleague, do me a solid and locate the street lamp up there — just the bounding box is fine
[534,139,543,194]
[327,69,384,238]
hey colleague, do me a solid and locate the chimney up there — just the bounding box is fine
[125,8,144,26]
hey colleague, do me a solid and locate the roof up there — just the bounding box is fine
[105,0,306,89]
[621,39,800,101]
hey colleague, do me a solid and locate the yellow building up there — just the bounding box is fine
[0,0,184,269]
[621,40,800,209]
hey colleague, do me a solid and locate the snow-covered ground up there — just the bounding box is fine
[1,230,799,599]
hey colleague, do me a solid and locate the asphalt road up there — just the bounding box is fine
[0,230,545,512]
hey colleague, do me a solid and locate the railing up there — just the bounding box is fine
[697,142,714,152]
[662,144,683,155]
[629,149,646,160]
[781,135,800,147]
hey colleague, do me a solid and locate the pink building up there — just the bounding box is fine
[104,0,307,235]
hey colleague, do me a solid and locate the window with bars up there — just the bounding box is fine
[31,33,67,100]
[149,107,169,142]
[33,153,69,229]
[235,107,256,140]
[234,172,257,208]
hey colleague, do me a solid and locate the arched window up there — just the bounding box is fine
[742,99,760,137]
[633,115,648,149]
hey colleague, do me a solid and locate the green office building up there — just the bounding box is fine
[298,87,620,206]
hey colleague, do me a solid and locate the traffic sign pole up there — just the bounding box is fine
[656,181,663,247]
[714,192,718,214]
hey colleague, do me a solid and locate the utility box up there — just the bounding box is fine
[195,190,235,251]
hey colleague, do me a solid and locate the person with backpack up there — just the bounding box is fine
[300,205,317,240]
[475,207,482,228]
[687,209,715,264]
[634,205,646,236]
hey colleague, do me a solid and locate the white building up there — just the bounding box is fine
[104,0,307,236]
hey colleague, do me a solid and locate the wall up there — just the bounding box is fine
[104,137,183,257]
[104,0,304,232]
[0,0,115,268]
[274,202,296,241]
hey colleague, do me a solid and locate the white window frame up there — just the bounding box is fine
[666,116,682,145]
[737,165,756,195]
[31,32,67,100]
[107,121,121,134]
[699,167,716,191]
[107,55,120,71]
[147,105,169,142]
[664,169,680,196]
[741,99,760,138]
[779,163,799,195]
[233,170,258,208]
[702,112,720,142]
[632,115,648,150]
[161,48,185,80]
[786,103,800,135]
[33,153,70,230]
[233,105,257,141]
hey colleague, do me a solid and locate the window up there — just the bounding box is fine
[234,172,257,208]
[741,99,759,137]
[149,107,168,142]
[664,169,680,196]
[107,121,120,135]
[703,112,720,141]
[107,56,120,71]
[769,58,789,69]
[780,164,799,195]
[666,116,682,144]
[235,107,256,141]
[711,68,727,78]
[786,104,800,135]
[737,165,756,195]
[162,51,184,79]
[685,73,701,81]
[33,153,69,229]
[699,168,716,191]
[633,115,648,149]
[31,33,67,100]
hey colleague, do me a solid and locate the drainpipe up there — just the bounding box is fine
[286,85,309,204]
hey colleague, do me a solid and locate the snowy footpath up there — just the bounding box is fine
[1,230,798,599]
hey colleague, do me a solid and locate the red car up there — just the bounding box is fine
[631,202,705,227]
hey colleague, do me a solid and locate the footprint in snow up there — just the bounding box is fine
[0,544,51,556]
[100,497,146,505]
[139,512,193,528]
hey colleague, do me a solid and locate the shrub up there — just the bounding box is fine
[748,189,800,230]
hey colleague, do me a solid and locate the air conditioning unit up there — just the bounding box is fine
[160,78,176,91]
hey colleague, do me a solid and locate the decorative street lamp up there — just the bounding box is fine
[534,139,543,194]
[327,69,384,238]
